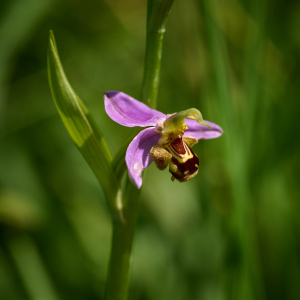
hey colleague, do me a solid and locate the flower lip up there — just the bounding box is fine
[170,136,185,154]
[153,135,200,183]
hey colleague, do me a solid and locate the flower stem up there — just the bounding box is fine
[141,31,164,109]
[104,179,140,300]
[141,0,174,109]
[105,1,174,299]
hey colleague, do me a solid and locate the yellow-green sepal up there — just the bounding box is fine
[166,108,209,130]
[159,108,210,145]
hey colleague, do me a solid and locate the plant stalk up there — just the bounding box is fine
[141,0,174,109]
[104,1,174,299]
[104,180,140,300]
[141,31,164,109]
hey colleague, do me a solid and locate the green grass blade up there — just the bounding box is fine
[47,31,122,219]
[201,1,266,299]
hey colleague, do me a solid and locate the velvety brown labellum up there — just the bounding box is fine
[171,137,186,154]
[169,138,199,182]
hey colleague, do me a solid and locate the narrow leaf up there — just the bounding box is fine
[47,31,122,219]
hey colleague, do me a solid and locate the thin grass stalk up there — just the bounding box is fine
[243,0,267,159]
[8,234,60,300]
[201,1,265,299]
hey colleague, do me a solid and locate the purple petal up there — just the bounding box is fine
[184,119,223,140]
[104,91,166,127]
[126,128,161,189]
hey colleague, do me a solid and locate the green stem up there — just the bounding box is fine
[104,180,141,300]
[141,0,174,109]
[104,1,174,299]
[141,30,164,108]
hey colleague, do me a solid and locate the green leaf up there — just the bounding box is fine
[47,31,122,219]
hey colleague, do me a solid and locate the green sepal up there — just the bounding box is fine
[47,31,122,220]
[159,108,210,145]
[165,108,210,131]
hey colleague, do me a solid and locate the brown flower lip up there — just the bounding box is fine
[168,138,199,182]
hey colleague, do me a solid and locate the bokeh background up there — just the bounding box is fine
[1,0,299,299]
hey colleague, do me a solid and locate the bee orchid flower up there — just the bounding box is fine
[104,91,223,189]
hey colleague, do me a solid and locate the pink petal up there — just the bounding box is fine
[104,91,166,127]
[126,128,161,189]
[184,119,223,140]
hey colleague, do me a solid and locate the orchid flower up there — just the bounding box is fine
[104,91,223,189]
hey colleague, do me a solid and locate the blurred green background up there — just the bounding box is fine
[1,0,299,299]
